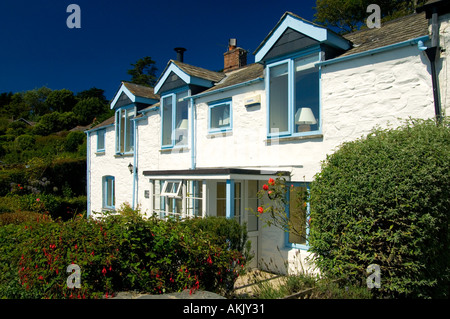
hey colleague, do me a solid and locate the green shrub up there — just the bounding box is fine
[64,131,85,153]
[0,207,248,299]
[309,118,450,298]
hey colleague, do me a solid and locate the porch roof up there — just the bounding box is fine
[142,168,290,180]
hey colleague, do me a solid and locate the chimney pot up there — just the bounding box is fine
[223,39,247,72]
[174,47,187,62]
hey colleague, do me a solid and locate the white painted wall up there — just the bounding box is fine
[88,125,135,217]
[438,13,450,116]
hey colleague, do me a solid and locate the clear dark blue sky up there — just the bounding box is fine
[0,0,317,100]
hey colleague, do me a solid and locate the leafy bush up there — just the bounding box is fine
[64,131,85,153]
[0,206,248,299]
[309,118,450,298]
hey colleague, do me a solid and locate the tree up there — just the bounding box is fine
[127,56,158,87]
[73,97,108,125]
[45,89,77,113]
[76,87,107,104]
[22,86,52,117]
[308,118,450,298]
[314,0,427,33]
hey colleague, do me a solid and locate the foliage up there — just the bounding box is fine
[73,97,108,125]
[127,56,158,87]
[45,89,77,113]
[33,112,78,136]
[0,205,248,299]
[314,0,427,33]
[250,175,308,244]
[64,131,86,153]
[308,118,450,298]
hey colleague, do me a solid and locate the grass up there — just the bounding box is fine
[235,270,372,299]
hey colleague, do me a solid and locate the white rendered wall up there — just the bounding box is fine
[88,125,135,216]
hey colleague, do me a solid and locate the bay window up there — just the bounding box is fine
[161,89,189,148]
[115,107,135,154]
[267,52,320,138]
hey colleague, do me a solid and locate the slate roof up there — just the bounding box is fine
[340,12,429,57]
[164,60,225,83]
[88,115,115,131]
[122,81,159,100]
[200,63,264,94]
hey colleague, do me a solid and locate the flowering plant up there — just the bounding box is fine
[251,174,309,244]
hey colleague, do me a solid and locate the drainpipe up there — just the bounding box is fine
[132,118,138,210]
[419,5,443,123]
[189,96,196,170]
[85,131,91,218]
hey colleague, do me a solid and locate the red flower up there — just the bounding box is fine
[268,178,275,186]
[36,198,40,202]
[102,267,107,275]
[262,184,269,191]
[257,206,264,214]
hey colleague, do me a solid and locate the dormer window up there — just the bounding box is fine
[267,52,320,138]
[115,106,135,154]
[161,89,189,148]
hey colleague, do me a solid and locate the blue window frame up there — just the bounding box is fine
[115,106,135,154]
[208,99,232,133]
[102,176,115,210]
[267,50,321,139]
[161,89,189,149]
[285,181,310,249]
[97,129,105,152]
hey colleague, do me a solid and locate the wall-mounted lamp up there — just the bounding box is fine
[128,163,134,174]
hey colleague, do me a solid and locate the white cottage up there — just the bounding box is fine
[86,2,450,274]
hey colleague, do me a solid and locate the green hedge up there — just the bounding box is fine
[0,210,248,299]
[309,118,450,298]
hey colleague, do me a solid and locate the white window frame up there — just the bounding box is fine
[161,180,183,198]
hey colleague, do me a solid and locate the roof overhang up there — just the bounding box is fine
[142,168,291,181]
[110,82,159,109]
[254,12,351,63]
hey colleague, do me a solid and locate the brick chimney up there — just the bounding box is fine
[223,39,247,72]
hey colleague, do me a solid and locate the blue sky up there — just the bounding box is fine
[0,0,317,100]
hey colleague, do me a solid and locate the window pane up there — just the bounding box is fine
[210,103,231,130]
[103,176,115,208]
[186,180,203,217]
[175,91,189,146]
[216,182,226,217]
[294,55,320,133]
[162,96,173,146]
[234,182,241,224]
[289,185,307,245]
[115,111,120,152]
[269,63,289,134]
[97,129,105,151]
[125,109,135,152]
[247,180,259,232]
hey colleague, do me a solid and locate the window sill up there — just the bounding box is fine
[207,130,232,139]
[159,146,190,153]
[265,133,323,144]
[114,153,134,158]
[95,151,105,156]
